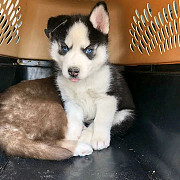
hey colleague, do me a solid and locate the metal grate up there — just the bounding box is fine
[129,1,179,56]
[0,0,22,45]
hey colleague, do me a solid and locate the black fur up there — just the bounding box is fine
[107,64,135,111]
[47,15,108,45]
[107,64,135,135]
[45,3,109,58]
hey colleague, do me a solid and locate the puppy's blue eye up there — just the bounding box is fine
[59,43,70,55]
[62,46,68,52]
[85,48,92,54]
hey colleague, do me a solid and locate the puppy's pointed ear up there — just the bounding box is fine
[89,1,109,34]
[45,15,68,38]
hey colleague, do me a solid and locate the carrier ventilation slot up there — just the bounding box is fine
[129,1,179,55]
[0,0,22,45]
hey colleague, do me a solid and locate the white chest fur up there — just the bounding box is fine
[56,65,111,121]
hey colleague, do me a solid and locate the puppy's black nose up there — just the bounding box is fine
[68,67,80,77]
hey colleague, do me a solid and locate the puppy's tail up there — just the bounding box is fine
[0,125,76,160]
[111,109,135,136]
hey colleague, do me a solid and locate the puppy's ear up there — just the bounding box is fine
[89,1,109,34]
[44,15,68,38]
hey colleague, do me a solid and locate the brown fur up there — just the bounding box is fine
[0,77,77,160]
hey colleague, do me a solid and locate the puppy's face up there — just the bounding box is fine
[47,2,109,82]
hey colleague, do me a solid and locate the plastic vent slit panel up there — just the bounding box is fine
[129,1,180,58]
[0,0,21,45]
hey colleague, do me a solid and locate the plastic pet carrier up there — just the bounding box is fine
[0,0,179,64]
[0,0,180,179]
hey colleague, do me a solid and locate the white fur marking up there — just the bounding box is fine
[50,41,60,64]
[65,22,90,48]
[56,65,111,121]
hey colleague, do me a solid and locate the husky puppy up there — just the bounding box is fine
[47,1,135,151]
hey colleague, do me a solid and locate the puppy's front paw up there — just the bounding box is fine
[91,133,110,150]
[79,129,93,145]
[74,142,93,157]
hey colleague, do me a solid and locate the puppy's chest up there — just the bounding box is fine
[63,86,102,120]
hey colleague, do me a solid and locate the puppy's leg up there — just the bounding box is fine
[91,96,117,150]
[64,101,84,140]
[80,110,134,145]
[79,123,94,144]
